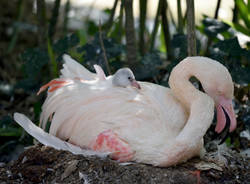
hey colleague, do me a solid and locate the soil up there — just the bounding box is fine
[0,144,249,184]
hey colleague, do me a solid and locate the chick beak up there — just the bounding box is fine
[131,79,141,89]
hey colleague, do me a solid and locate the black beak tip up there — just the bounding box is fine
[217,107,231,145]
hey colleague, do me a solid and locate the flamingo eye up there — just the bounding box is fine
[128,76,132,81]
[217,89,223,96]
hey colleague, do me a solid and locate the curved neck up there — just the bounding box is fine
[169,59,202,109]
[168,58,215,141]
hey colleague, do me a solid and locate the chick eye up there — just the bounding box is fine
[128,76,132,81]
[218,90,223,95]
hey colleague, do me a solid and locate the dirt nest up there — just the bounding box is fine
[0,144,249,184]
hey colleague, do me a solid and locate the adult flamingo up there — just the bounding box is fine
[14,55,236,167]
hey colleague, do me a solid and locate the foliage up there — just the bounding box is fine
[135,51,162,80]
[202,17,230,37]
[16,33,79,92]
[53,33,79,61]
[210,37,250,84]
[0,116,22,137]
[198,17,250,85]
[171,34,188,60]
[77,33,124,73]
[225,0,250,37]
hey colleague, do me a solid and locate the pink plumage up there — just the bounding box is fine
[16,55,237,167]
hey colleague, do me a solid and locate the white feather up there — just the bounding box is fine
[14,112,108,158]
[93,64,106,80]
[60,54,96,80]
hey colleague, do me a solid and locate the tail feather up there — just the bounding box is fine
[61,55,96,80]
[93,64,106,80]
[14,113,108,157]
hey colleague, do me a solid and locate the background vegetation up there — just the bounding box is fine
[0,0,249,163]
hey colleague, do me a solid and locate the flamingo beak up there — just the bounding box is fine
[215,96,237,143]
[131,79,141,89]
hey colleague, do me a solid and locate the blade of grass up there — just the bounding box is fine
[47,39,58,78]
[104,0,119,31]
[168,4,177,31]
[63,0,70,35]
[150,0,162,51]
[160,0,173,60]
[225,21,250,36]
[248,0,250,12]
[177,0,183,33]
[232,1,239,23]
[7,0,25,53]
[205,0,222,55]
[236,0,250,28]
[48,0,61,41]
[77,29,87,46]
[139,0,147,56]
[37,0,47,45]
[115,0,124,43]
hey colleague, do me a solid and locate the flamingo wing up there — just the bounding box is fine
[60,54,96,80]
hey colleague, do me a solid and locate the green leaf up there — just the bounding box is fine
[210,37,250,84]
[104,8,112,15]
[33,101,42,120]
[236,0,250,29]
[196,24,205,34]
[18,33,80,92]
[77,29,87,46]
[21,48,49,78]
[108,19,125,43]
[86,20,99,36]
[231,22,250,36]
[159,24,166,53]
[77,33,124,73]
[0,127,22,137]
[213,37,242,57]
[0,116,12,126]
[48,39,58,77]
[15,78,39,92]
[134,52,162,80]
[202,18,230,37]
[171,34,188,60]
[53,33,79,59]
[248,0,250,12]
[231,66,250,84]
[0,116,22,137]
[220,31,234,40]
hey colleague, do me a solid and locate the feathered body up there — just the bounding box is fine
[36,55,236,166]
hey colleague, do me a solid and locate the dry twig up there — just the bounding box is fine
[98,21,111,75]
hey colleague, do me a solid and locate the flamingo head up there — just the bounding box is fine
[112,68,141,89]
[200,63,237,140]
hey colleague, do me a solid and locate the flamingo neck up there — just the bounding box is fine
[168,58,215,141]
[169,59,202,109]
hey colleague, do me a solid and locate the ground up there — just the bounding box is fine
[0,144,249,184]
